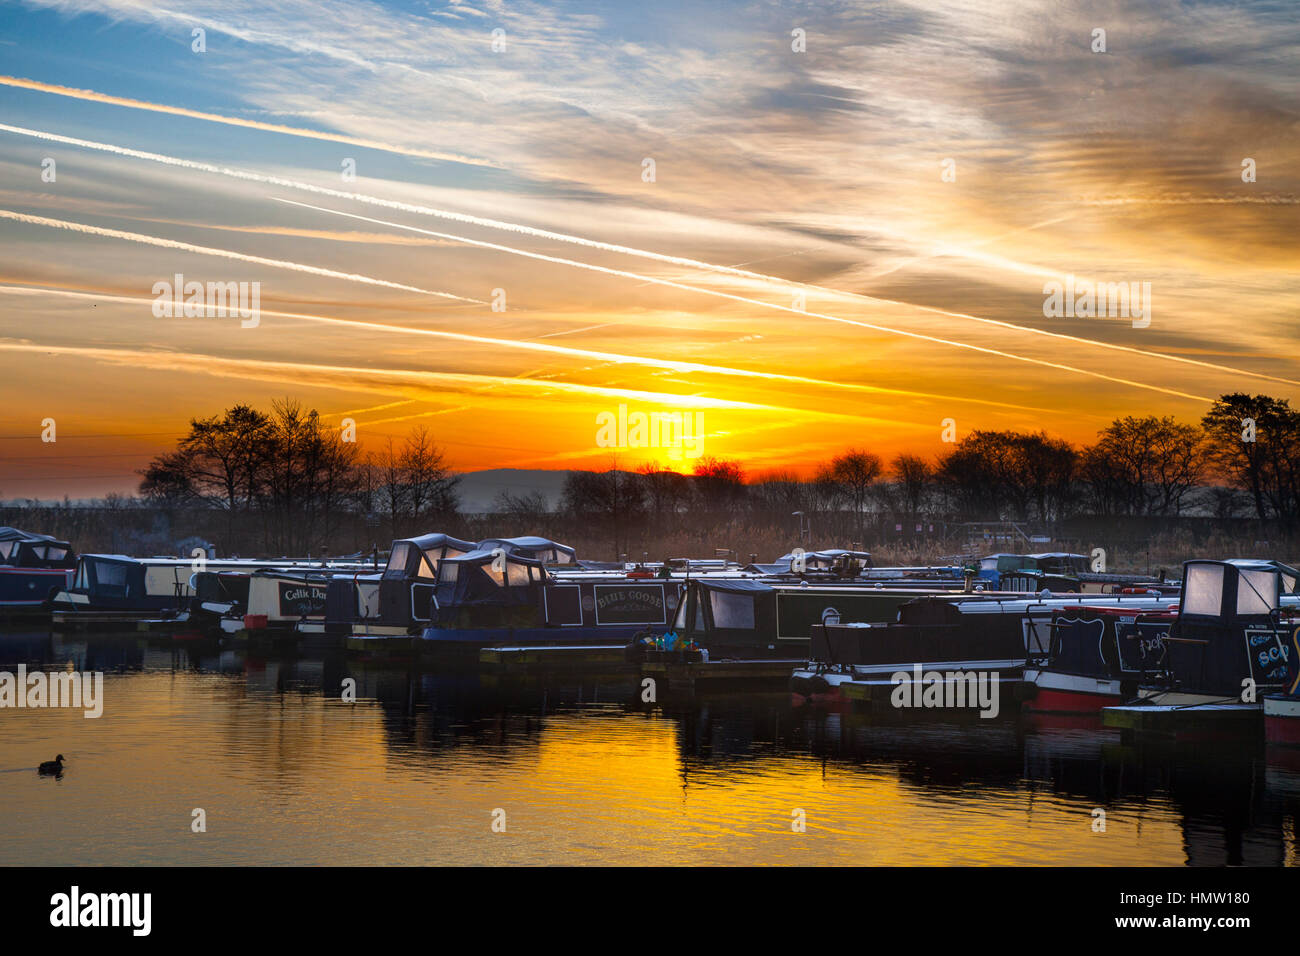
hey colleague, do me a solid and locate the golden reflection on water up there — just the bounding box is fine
[0,635,1296,866]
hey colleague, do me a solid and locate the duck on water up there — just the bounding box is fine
[38,754,64,775]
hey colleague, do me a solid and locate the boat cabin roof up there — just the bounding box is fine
[0,526,73,566]
[476,536,577,565]
[385,533,474,578]
[434,548,549,609]
[0,526,67,545]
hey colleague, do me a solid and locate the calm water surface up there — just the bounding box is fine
[2,628,1298,865]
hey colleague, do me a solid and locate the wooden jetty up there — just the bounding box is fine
[479,644,633,674]
[639,657,804,694]
[474,645,805,692]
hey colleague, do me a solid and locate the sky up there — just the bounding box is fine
[0,0,1296,498]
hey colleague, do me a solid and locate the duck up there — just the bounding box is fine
[38,754,64,775]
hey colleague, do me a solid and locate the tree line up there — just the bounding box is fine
[114,391,1300,558]
[139,399,459,554]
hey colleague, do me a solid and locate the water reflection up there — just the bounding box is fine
[1,628,1297,865]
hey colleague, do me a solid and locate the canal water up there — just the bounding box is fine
[2,628,1297,866]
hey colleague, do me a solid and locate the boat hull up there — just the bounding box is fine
[420,625,661,651]
[1265,696,1300,745]
[0,566,71,612]
[1021,668,1125,713]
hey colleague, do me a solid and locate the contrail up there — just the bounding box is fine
[278,200,1217,403]
[0,210,481,303]
[0,76,495,167]
[0,283,1049,414]
[0,339,866,419]
[0,123,1287,390]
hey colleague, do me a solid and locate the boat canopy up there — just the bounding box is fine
[477,536,577,565]
[1231,559,1300,595]
[1027,552,1089,574]
[672,577,775,639]
[0,527,74,567]
[1181,559,1280,619]
[385,533,475,579]
[434,547,548,613]
[775,549,872,572]
[981,554,1040,573]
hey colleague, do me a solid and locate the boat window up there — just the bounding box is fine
[416,552,437,579]
[506,562,532,586]
[45,547,67,561]
[483,564,506,587]
[673,594,689,629]
[709,589,756,629]
[438,562,459,585]
[386,543,411,573]
[0,541,12,560]
[980,557,997,571]
[92,559,129,592]
[1281,572,1297,594]
[1183,563,1224,616]
[1237,568,1277,615]
[75,560,89,589]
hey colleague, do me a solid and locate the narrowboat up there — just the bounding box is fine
[0,527,75,616]
[375,533,474,631]
[418,547,680,653]
[791,591,1178,704]
[668,578,1016,661]
[1265,676,1300,745]
[214,568,335,634]
[770,549,873,576]
[977,553,1082,593]
[1020,606,1176,713]
[1103,560,1297,731]
[50,553,356,624]
[757,549,969,584]
[322,570,383,636]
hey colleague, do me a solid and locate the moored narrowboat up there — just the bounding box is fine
[792,591,1178,705]
[1021,606,1176,713]
[669,577,1021,661]
[215,568,334,634]
[1103,559,1297,732]
[50,553,361,625]
[0,527,76,617]
[419,547,680,652]
[376,533,474,631]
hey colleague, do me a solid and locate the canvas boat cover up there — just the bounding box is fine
[477,536,577,565]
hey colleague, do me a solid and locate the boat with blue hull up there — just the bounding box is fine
[0,527,75,617]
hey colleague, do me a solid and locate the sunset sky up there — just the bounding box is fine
[0,0,1296,498]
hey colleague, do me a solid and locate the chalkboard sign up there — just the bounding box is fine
[278,581,328,618]
[1116,620,1170,673]
[1245,624,1290,688]
[593,584,666,625]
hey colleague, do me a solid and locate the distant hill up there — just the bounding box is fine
[453,469,573,513]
